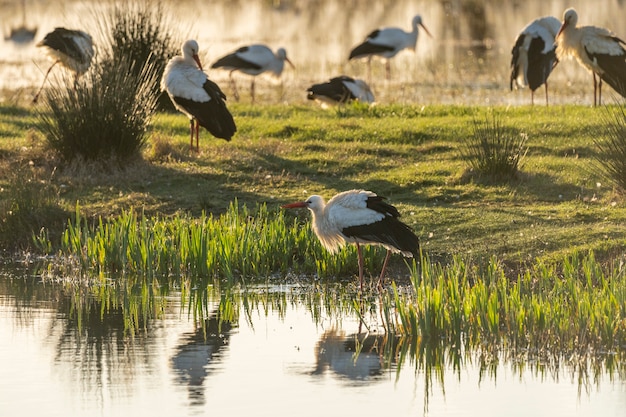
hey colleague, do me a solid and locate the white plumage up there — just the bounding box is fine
[510,16,561,105]
[211,44,294,103]
[306,76,375,108]
[282,189,420,290]
[33,27,94,103]
[556,8,626,106]
[161,40,236,150]
[349,14,431,80]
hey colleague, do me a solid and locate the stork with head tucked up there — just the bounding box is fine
[33,27,94,103]
[556,8,626,106]
[161,40,236,151]
[306,76,375,108]
[211,44,294,103]
[349,14,431,81]
[282,189,420,291]
[510,16,561,106]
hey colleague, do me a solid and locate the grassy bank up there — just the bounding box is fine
[2,103,624,268]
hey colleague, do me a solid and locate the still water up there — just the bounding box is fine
[1,270,625,417]
[1,0,626,105]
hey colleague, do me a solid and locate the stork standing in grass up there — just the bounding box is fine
[510,16,561,106]
[161,40,236,151]
[349,14,431,81]
[211,44,294,103]
[282,190,420,291]
[33,27,94,103]
[306,76,375,108]
[556,8,626,106]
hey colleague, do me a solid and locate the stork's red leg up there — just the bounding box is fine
[189,119,194,149]
[229,71,239,102]
[378,250,392,290]
[385,61,391,81]
[356,242,364,292]
[593,73,598,107]
[544,82,549,106]
[251,78,256,104]
[33,60,60,104]
[195,120,200,151]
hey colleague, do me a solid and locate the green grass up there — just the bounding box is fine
[2,103,625,268]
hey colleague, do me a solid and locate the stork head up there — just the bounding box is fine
[412,15,432,38]
[277,47,295,69]
[281,195,325,214]
[182,39,203,70]
[557,8,578,38]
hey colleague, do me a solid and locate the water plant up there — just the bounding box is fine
[36,201,386,286]
[459,111,528,181]
[593,104,626,193]
[389,252,626,354]
[37,55,160,163]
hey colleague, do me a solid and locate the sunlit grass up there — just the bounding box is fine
[389,252,626,353]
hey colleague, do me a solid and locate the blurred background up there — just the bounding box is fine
[1,0,625,105]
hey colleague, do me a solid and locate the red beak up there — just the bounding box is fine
[556,21,568,39]
[281,201,307,209]
[193,53,203,71]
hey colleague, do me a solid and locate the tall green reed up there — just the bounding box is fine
[390,252,626,353]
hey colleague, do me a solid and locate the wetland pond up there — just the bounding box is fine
[1,266,625,417]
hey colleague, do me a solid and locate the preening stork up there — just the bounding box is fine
[510,16,561,106]
[556,8,626,106]
[161,40,236,151]
[211,44,294,103]
[33,27,94,103]
[349,14,431,80]
[306,76,375,108]
[282,190,420,291]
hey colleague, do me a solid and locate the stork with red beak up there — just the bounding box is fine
[161,40,236,151]
[349,14,432,80]
[555,8,626,106]
[211,44,294,103]
[282,190,420,291]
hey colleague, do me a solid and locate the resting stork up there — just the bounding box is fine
[510,16,561,105]
[306,76,375,108]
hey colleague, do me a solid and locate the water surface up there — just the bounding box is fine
[1,271,625,417]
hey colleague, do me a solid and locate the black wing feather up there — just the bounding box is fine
[349,40,395,60]
[40,27,89,64]
[173,79,236,141]
[510,34,525,91]
[526,36,557,92]
[342,194,419,257]
[586,43,626,98]
[211,48,263,71]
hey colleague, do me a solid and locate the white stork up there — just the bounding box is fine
[210,44,295,103]
[161,40,237,151]
[349,14,432,80]
[556,8,626,106]
[510,16,561,106]
[33,27,94,103]
[282,189,420,291]
[306,76,375,108]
